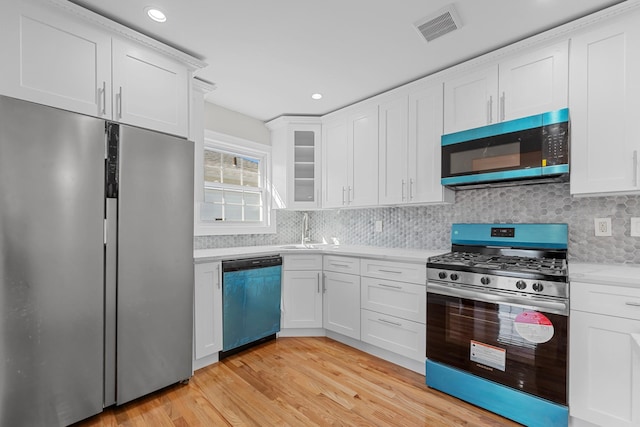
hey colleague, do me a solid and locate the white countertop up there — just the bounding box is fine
[570,262,640,287]
[194,244,446,264]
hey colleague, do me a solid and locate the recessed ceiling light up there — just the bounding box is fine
[145,7,167,23]
[311,93,323,100]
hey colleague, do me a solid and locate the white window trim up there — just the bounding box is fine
[195,129,275,236]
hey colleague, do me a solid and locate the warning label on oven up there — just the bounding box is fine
[470,340,506,371]
[514,311,555,343]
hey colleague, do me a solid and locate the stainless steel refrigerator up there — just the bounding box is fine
[0,95,194,426]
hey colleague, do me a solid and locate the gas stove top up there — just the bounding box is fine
[427,251,568,279]
[427,223,569,299]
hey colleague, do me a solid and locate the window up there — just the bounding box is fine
[195,130,274,235]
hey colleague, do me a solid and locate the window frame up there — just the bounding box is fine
[195,130,274,236]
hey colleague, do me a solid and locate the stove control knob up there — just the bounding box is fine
[516,280,527,290]
[480,276,491,285]
[533,282,544,292]
[450,273,459,281]
[438,271,448,280]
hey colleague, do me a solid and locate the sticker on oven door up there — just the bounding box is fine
[514,311,554,343]
[470,340,506,371]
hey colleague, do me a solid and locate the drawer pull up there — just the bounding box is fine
[330,263,351,268]
[378,318,402,327]
[379,283,402,290]
[378,269,402,274]
[625,302,640,307]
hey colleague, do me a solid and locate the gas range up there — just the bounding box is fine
[427,224,569,300]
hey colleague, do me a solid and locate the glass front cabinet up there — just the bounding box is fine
[268,117,322,209]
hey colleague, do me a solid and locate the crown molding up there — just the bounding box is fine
[47,0,208,71]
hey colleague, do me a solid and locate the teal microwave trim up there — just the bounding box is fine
[441,108,569,146]
[441,167,543,186]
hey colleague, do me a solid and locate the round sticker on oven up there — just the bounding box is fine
[514,311,554,343]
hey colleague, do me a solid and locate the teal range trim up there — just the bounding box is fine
[441,108,569,146]
[425,360,568,427]
[450,223,568,249]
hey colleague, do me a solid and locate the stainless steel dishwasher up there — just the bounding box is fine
[220,255,282,358]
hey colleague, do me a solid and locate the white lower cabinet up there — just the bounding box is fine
[360,310,425,362]
[570,281,640,427]
[323,256,361,339]
[282,254,323,329]
[359,259,426,362]
[193,261,222,366]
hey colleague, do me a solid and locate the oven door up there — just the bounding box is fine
[426,282,568,405]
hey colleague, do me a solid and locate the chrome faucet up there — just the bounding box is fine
[302,212,311,244]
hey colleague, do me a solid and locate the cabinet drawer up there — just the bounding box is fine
[361,309,426,362]
[360,258,426,284]
[361,277,425,323]
[283,254,323,271]
[572,281,640,320]
[323,255,360,274]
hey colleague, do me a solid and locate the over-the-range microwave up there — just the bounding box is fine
[441,108,569,189]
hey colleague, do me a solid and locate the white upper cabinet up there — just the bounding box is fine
[322,105,379,208]
[444,65,499,134]
[0,0,199,137]
[378,84,453,205]
[569,12,640,196]
[0,0,111,118]
[111,39,189,137]
[443,41,568,134]
[407,83,455,204]
[378,95,409,205]
[268,118,322,209]
[349,106,379,207]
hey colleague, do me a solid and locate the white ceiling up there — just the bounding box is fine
[69,0,624,122]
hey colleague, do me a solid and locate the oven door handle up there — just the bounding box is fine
[427,282,568,315]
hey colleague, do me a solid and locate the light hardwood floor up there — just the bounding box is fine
[76,337,520,426]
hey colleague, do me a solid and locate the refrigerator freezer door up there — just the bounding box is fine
[115,124,194,405]
[0,96,105,425]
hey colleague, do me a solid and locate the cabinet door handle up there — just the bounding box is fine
[625,301,640,307]
[216,264,221,289]
[379,283,402,289]
[634,150,638,187]
[348,186,352,205]
[409,178,414,201]
[116,86,123,119]
[317,272,320,293]
[378,318,402,327]
[401,179,406,201]
[322,273,326,293]
[487,96,493,124]
[342,186,346,205]
[100,81,106,115]
[500,91,505,122]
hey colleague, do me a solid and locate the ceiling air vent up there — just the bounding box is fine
[414,4,462,43]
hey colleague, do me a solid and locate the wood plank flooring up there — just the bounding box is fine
[75,337,520,426]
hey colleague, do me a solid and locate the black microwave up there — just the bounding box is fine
[441,108,569,188]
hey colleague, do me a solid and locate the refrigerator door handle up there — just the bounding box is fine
[104,198,118,407]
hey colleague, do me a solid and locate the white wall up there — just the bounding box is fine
[203,102,270,145]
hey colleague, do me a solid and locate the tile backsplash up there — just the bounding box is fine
[195,182,640,264]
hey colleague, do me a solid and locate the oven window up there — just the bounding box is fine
[427,292,567,405]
